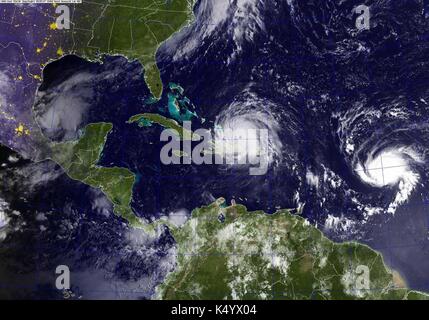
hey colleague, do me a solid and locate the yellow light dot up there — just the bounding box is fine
[57,47,64,56]
[49,22,57,30]
[36,48,42,53]
[15,123,30,137]
[15,125,24,135]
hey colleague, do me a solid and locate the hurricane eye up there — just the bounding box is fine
[353,147,423,215]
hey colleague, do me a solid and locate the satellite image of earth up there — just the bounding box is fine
[1,0,429,300]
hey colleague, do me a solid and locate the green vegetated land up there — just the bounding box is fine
[157,199,429,300]
[47,122,429,300]
[127,113,195,139]
[69,0,195,98]
[49,122,148,228]
[47,120,186,233]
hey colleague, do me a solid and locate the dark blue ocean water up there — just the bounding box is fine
[0,145,175,299]
[37,0,429,229]
[2,0,429,296]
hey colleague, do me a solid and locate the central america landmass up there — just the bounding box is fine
[2,1,429,300]
[48,121,429,299]
[0,1,195,157]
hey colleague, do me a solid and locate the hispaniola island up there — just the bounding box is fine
[0,0,429,302]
